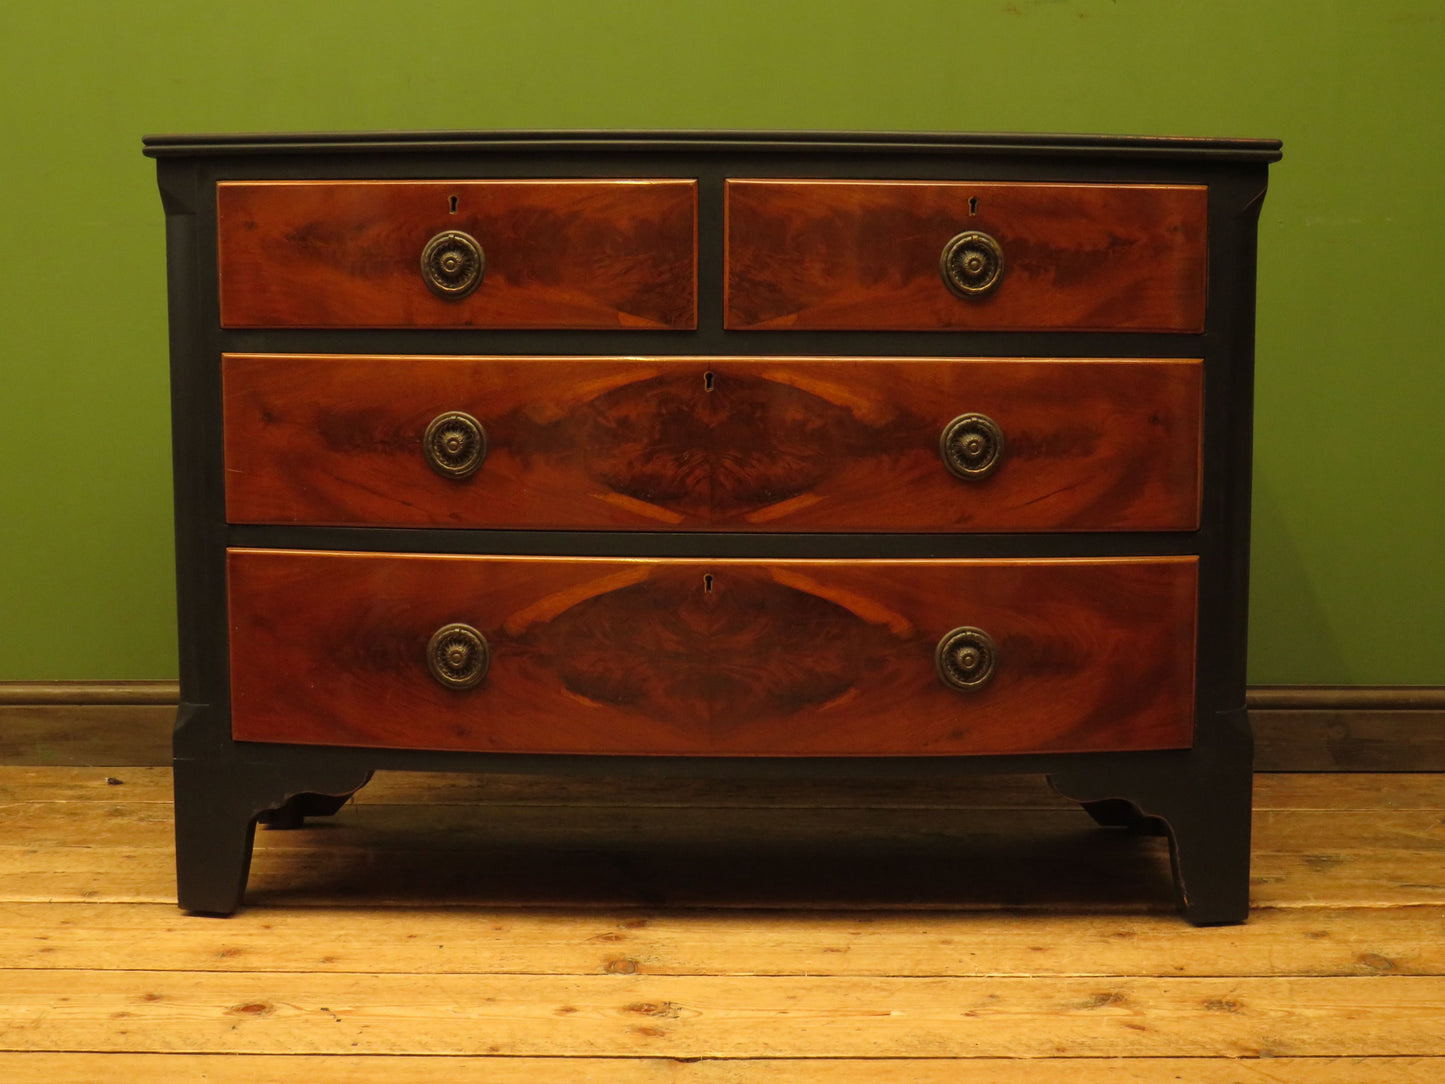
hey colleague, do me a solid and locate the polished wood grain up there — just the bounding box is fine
[724,181,1207,331]
[221,354,1202,531]
[217,180,696,328]
[226,550,1196,756]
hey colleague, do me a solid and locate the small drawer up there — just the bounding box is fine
[222,353,1202,532]
[725,180,1207,331]
[217,180,697,328]
[228,550,1198,756]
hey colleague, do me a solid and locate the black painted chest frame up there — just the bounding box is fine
[145,131,1281,924]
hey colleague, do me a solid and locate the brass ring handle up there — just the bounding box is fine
[421,229,485,299]
[427,623,490,690]
[940,413,1005,480]
[423,411,487,480]
[935,626,998,691]
[940,230,1004,298]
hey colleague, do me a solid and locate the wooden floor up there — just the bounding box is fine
[0,765,1441,1081]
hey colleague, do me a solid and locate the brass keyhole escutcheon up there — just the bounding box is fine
[427,623,490,690]
[935,626,998,691]
[423,411,487,480]
[940,230,1004,298]
[940,413,1005,480]
[421,229,485,299]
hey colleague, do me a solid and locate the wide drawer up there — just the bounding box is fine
[222,353,1202,532]
[227,550,1198,756]
[216,180,697,328]
[725,180,1207,331]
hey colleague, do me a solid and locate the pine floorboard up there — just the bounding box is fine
[0,765,1440,1080]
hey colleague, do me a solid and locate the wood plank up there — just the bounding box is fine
[222,353,1203,532]
[0,770,1437,1071]
[1250,773,1445,810]
[2,767,1439,912]
[228,551,1198,756]
[0,1055,1440,1084]
[0,845,1305,910]
[0,766,172,802]
[5,797,1440,853]
[2,970,1444,1057]
[1,902,1440,978]
[1,808,1438,911]
[5,766,1444,810]
[218,180,697,329]
[724,180,1207,332]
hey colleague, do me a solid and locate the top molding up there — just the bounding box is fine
[142,129,1283,162]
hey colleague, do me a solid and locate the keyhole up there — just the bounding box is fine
[704,574,714,593]
[449,195,459,214]
[704,371,715,392]
[968,197,979,216]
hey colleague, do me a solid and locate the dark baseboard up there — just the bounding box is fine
[1250,686,1445,771]
[1,681,1441,770]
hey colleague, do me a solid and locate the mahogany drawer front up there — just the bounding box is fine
[724,180,1207,332]
[227,549,1198,757]
[216,180,697,329]
[222,353,1202,532]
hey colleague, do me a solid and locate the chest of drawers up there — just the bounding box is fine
[145,130,1280,924]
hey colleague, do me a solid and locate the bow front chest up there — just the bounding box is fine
[145,130,1280,923]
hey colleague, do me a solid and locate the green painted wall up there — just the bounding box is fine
[1,0,1441,683]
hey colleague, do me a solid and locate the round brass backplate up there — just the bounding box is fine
[423,411,487,480]
[939,412,1005,480]
[426,623,490,690]
[935,626,998,691]
[421,229,485,299]
[939,230,1004,298]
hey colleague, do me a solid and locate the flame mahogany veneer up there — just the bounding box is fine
[217,180,697,329]
[147,130,1279,922]
[725,180,1207,331]
[228,550,1197,756]
[221,353,1203,532]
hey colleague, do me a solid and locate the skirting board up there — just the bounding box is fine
[1,681,1442,770]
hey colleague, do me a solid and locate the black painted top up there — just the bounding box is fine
[141,129,1283,161]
